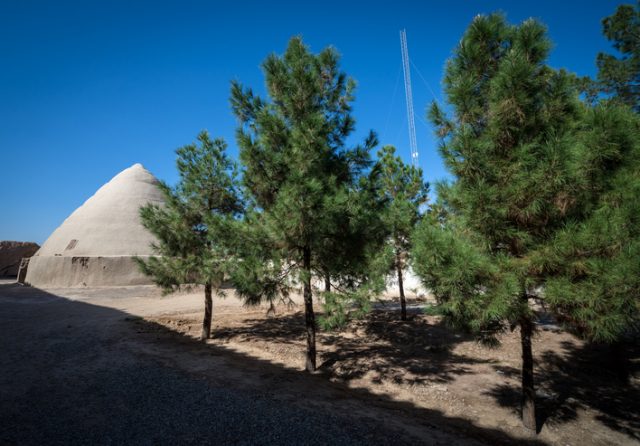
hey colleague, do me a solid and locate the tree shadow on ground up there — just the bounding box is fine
[0,282,545,446]
[486,337,640,439]
[214,309,489,385]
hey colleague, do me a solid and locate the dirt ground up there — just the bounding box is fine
[142,295,640,446]
[2,280,638,445]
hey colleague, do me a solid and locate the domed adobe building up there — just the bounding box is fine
[25,163,164,287]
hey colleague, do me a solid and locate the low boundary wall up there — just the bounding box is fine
[25,256,154,288]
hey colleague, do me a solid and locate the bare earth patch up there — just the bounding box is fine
[142,301,640,446]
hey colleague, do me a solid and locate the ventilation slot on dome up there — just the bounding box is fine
[65,239,78,251]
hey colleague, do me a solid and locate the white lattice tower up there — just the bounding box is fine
[400,29,418,167]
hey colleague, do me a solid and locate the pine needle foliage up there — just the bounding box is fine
[372,145,428,320]
[414,13,640,430]
[412,14,583,431]
[596,2,640,111]
[136,131,243,340]
[539,104,640,343]
[230,37,378,372]
[315,173,389,331]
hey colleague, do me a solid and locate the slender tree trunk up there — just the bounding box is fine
[201,282,213,341]
[610,341,629,384]
[396,253,407,321]
[324,273,331,293]
[303,247,316,372]
[520,314,536,431]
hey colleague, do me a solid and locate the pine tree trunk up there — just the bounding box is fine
[396,253,407,321]
[201,282,213,341]
[520,315,537,431]
[610,341,629,384]
[324,274,331,293]
[303,247,317,372]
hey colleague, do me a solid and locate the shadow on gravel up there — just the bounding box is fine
[215,310,488,385]
[0,282,546,445]
[486,338,640,440]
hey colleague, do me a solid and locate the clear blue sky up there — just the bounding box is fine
[1,0,623,244]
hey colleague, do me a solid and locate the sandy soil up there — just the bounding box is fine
[143,293,639,446]
[2,280,638,445]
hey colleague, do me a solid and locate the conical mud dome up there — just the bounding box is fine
[26,164,165,287]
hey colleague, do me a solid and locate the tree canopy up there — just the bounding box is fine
[596,1,640,111]
[372,145,428,320]
[136,131,243,340]
[230,37,377,371]
[413,13,584,430]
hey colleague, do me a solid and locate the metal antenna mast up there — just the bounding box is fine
[400,29,418,167]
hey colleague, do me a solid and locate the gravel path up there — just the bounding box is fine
[0,282,491,445]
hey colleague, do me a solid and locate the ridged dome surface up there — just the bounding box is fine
[25,163,166,287]
[35,163,164,258]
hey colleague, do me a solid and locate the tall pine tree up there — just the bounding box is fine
[315,171,389,330]
[310,158,384,294]
[230,37,376,372]
[412,14,581,431]
[136,131,243,340]
[596,1,640,111]
[373,145,428,320]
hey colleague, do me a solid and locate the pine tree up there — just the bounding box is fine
[315,172,389,330]
[230,37,377,372]
[412,14,582,431]
[136,131,243,340]
[540,104,640,345]
[595,1,640,111]
[536,4,640,383]
[373,145,428,320]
